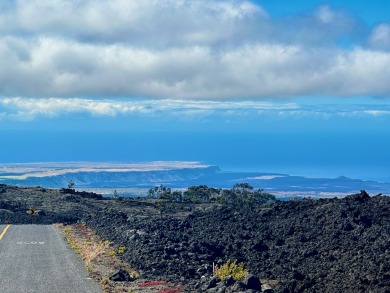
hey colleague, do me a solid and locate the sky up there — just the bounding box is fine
[1,0,390,181]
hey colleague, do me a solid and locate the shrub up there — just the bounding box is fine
[118,246,126,254]
[67,180,75,189]
[214,260,248,281]
[107,250,116,257]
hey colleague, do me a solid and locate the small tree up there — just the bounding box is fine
[171,190,183,202]
[233,183,254,191]
[113,190,119,198]
[221,183,276,209]
[67,180,75,189]
[147,185,172,200]
[183,185,221,203]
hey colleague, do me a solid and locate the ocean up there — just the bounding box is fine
[1,130,389,182]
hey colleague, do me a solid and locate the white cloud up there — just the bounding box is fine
[369,23,390,50]
[1,36,390,98]
[0,1,388,99]
[362,110,390,116]
[0,97,300,120]
[1,96,390,121]
[316,5,336,24]
[0,0,266,46]
[0,0,356,48]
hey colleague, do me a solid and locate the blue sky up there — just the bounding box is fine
[256,1,389,25]
[1,0,390,180]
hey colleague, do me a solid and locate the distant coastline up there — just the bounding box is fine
[1,161,389,197]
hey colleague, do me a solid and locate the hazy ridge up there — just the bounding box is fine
[1,161,390,197]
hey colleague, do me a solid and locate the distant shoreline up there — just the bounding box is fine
[1,161,389,196]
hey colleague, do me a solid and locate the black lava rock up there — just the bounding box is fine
[242,274,261,291]
[109,268,133,282]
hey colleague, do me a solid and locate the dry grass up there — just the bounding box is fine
[56,223,136,292]
[261,279,280,287]
[56,223,183,293]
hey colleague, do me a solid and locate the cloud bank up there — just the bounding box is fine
[0,0,390,99]
[1,97,389,121]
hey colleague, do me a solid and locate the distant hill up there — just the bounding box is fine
[1,161,390,196]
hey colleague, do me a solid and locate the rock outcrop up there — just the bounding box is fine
[84,191,390,292]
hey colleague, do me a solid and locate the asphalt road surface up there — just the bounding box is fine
[0,225,102,293]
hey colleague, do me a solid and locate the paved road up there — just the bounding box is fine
[0,225,102,293]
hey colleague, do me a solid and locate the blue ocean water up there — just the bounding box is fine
[1,130,390,182]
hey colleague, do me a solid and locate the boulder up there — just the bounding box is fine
[223,275,236,287]
[109,268,133,282]
[242,274,261,291]
[261,283,274,293]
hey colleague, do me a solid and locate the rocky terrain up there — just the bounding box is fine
[1,184,390,292]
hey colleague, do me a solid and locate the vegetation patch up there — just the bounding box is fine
[58,224,137,292]
[57,223,183,293]
[214,259,248,281]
